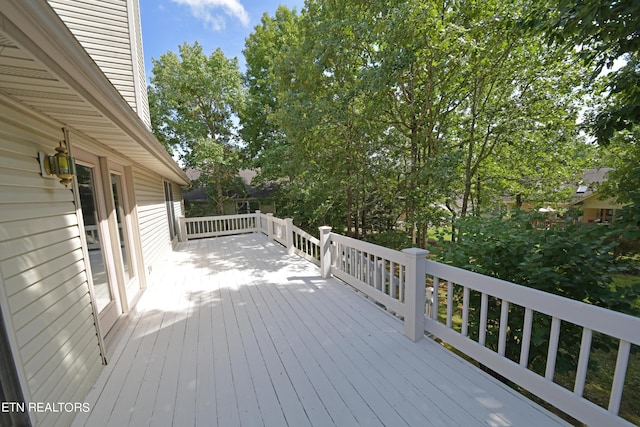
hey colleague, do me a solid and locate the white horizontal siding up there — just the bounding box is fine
[0,98,103,426]
[48,0,137,111]
[173,182,184,218]
[131,0,151,127]
[133,167,172,285]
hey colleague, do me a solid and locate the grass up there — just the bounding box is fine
[555,344,640,426]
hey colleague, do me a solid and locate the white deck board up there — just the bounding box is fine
[73,233,568,427]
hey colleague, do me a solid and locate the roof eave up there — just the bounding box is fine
[0,0,189,185]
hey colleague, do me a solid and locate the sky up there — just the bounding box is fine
[139,0,305,78]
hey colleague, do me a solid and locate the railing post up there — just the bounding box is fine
[285,218,295,255]
[178,216,187,242]
[319,226,332,279]
[266,213,274,241]
[254,210,261,233]
[402,248,429,342]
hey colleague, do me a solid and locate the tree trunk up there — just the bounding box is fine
[215,167,225,215]
[346,186,353,237]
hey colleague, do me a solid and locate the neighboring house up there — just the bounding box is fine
[183,168,277,216]
[571,167,626,224]
[0,2,189,426]
[502,168,625,222]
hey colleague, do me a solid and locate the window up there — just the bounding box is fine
[237,200,260,214]
[164,181,176,240]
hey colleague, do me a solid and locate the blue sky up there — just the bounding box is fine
[139,0,305,78]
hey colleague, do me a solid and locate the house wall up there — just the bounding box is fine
[47,0,151,128]
[578,195,623,224]
[172,182,185,228]
[0,92,183,426]
[128,0,150,127]
[582,209,601,223]
[133,168,173,285]
[0,95,103,427]
[581,195,623,210]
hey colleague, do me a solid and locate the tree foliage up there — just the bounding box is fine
[149,42,243,213]
[530,0,640,145]
[241,0,591,242]
[436,209,634,374]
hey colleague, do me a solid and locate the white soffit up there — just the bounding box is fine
[0,1,188,185]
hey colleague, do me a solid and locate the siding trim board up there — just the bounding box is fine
[0,269,33,426]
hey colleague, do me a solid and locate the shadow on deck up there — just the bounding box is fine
[73,233,567,427]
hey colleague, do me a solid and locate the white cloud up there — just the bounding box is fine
[171,0,250,30]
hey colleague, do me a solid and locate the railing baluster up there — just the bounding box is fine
[479,293,488,346]
[431,277,439,320]
[364,252,369,285]
[399,264,405,302]
[609,340,631,414]
[545,316,562,381]
[498,300,509,356]
[462,286,470,337]
[344,245,348,272]
[390,261,396,298]
[351,248,355,275]
[446,281,453,328]
[520,308,533,367]
[574,327,592,396]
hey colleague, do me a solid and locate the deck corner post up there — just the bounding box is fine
[266,213,274,241]
[285,218,295,255]
[178,216,187,242]
[319,226,333,279]
[254,210,261,232]
[402,247,429,342]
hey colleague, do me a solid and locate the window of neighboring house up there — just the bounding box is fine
[164,181,176,240]
[237,200,260,214]
[576,185,589,193]
[600,209,614,223]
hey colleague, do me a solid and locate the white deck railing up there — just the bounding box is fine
[180,211,320,265]
[424,261,639,427]
[179,212,639,427]
[180,213,257,239]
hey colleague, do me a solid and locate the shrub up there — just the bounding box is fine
[435,209,635,374]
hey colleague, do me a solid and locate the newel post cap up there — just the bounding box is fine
[402,247,429,257]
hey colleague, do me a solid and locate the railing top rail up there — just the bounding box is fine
[292,225,319,245]
[330,232,407,265]
[427,260,640,345]
[184,213,256,221]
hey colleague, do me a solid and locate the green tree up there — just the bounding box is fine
[241,0,597,240]
[241,6,300,183]
[529,1,640,258]
[149,42,243,213]
[451,2,590,217]
[358,0,589,236]
[531,0,640,145]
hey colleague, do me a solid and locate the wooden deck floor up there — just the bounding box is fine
[73,233,567,427]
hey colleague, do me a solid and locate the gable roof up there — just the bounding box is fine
[0,0,188,185]
[572,167,612,204]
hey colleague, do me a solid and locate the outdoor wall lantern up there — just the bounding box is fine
[38,128,76,187]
